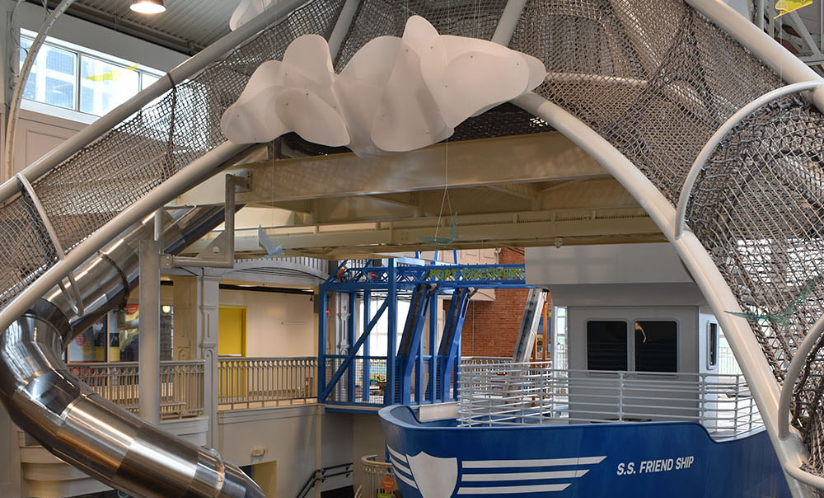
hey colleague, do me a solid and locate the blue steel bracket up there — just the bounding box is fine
[319,297,389,402]
[396,283,440,404]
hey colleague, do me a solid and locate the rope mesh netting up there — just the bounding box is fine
[510,0,824,477]
[0,0,345,308]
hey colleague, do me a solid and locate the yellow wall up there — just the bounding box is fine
[219,306,247,357]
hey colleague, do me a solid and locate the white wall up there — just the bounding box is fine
[220,289,316,357]
[6,109,86,178]
[350,413,387,492]
[0,407,22,498]
[219,406,355,498]
[525,243,707,307]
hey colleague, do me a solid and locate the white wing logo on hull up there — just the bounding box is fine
[387,446,605,497]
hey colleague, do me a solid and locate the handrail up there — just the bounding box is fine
[785,464,824,491]
[674,80,824,239]
[778,315,824,440]
[0,0,309,202]
[295,463,353,498]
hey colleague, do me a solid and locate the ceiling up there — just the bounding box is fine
[34,0,241,54]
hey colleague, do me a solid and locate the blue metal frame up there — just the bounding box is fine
[318,260,531,407]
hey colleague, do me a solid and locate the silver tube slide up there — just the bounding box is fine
[0,207,264,498]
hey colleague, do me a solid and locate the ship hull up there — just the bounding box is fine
[379,405,789,498]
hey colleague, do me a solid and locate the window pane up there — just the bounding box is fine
[20,38,37,101]
[142,72,160,90]
[80,56,139,116]
[587,321,627,371]
[46,48,75,75]
[45,77,75,108]
[634,321,678,372]
[20,39,77,110]
[708,322,718,368]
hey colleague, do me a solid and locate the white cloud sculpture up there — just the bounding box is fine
[230,0,280,31]
[220,16,547,156]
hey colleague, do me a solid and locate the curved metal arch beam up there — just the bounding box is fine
[512,91,813,498]
[779,314,824,441]
[674,80,824,239]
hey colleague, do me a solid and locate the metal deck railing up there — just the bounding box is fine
[70,360,205,419]
[458,361,762,440]
[217,356,317,409]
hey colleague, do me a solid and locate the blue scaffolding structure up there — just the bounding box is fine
[317,259,531,408]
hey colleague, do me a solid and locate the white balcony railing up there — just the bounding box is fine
[360,455,395,498]
[218,357,317,409]
[69,360,205,419]
[458,361,762,440]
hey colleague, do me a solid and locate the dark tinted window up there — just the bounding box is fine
[634,321,677,372]
[708,322,718,368]
[587,321,627,371]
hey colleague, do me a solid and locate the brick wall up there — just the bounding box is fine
[456,248,530,357]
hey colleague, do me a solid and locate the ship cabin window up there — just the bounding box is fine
[587,320,678,373]
[707,322,719,368]
[586,321,628,371]
[634,321,678,373]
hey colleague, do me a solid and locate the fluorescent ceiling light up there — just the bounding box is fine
[130,0,166,14]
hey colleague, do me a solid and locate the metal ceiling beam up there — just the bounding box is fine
[174,133,608,206]
[185,208,661,257]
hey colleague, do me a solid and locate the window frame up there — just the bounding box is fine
[19,28,164,120]
[585,317,680,374]
[707,322,719,369]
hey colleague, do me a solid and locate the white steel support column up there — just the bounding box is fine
[199,273,221,447]
[138,238,162,425]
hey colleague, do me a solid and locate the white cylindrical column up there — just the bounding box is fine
[138,238,162,425]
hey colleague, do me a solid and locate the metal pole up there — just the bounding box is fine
[4,0,76,181]
[362,290,371,402]
[387,259,397,405]
[347,292,356,403]
[318,289,328,403]
[328,0,360,61]
[757,0,765,30]
[491,0,528,45]
[138,239,161,425]
[429,293,437,403]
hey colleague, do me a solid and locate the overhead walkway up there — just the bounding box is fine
[0,0,823,497]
